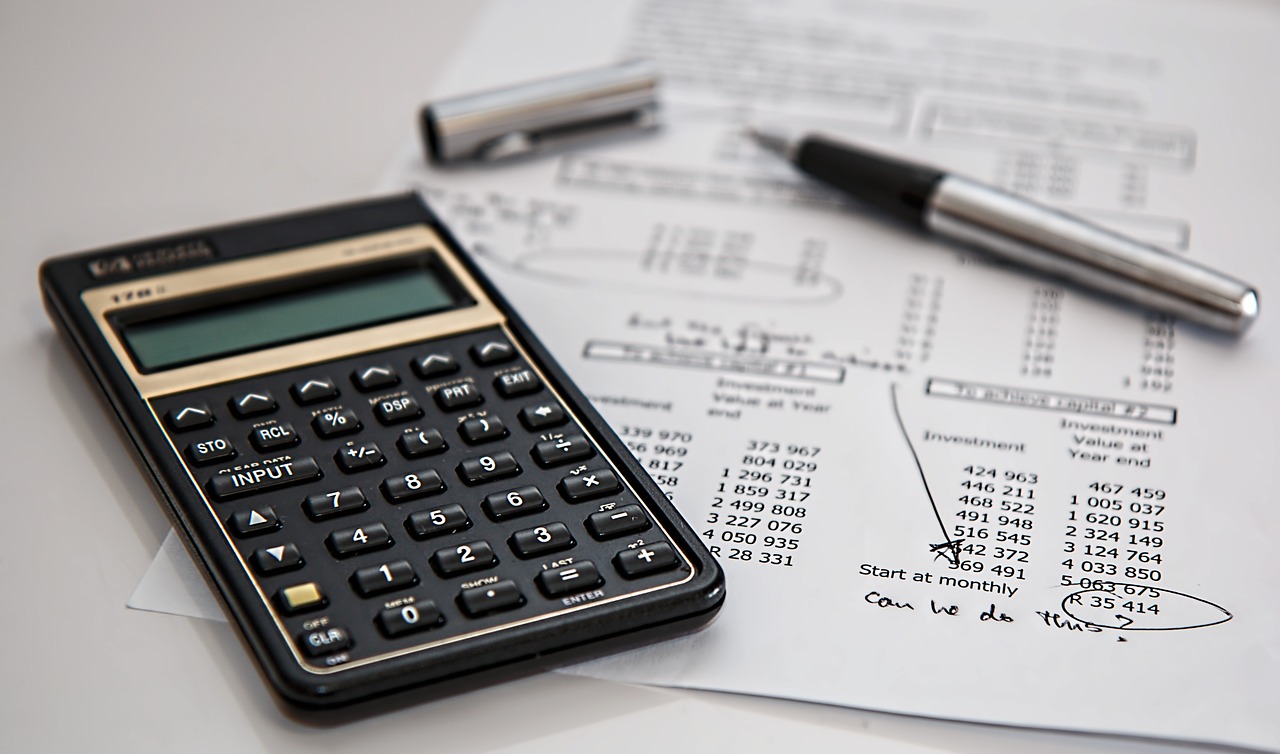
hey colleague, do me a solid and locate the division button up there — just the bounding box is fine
[494,369,541,398]
[298,626,351,657]
[352,365,400,392]
[165,404,215,432]
[557,468,621,502]
[614,542,679,579]
[518,402,567,430]
[229,390,277,419]
[302,486,369,520]
[470,340,516,365]
[457,451,520,485]
[278,582,327,614]
[430,540,497,576]
[207,457,322,500]
[586,504,651,540]
[352,559,418,597]
[532,433,595,467]
[251,543,304,575]
[374,395,423,425]
[459,415,508,444]
[509,523,575,559]
[397,428,448,458]
[536,560,602,597]
[482,485,547,520]
[377,600,443,637]
[381,469,446,502]
[227,506,280,538]
[335,441,386,473]
[312,408,362,438]
[327,522,393,557]
[434,382,484,411]
[412,352,459,379]
[185,436,237,466]
[291,377,339,405]
[458,580,524,617]
[406,504,471,539]
[250,421,300,452]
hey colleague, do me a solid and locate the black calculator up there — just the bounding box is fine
[40,195,724,707]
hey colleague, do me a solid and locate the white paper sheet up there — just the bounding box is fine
[370,0,1280,750]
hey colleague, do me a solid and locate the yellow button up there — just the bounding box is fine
[280,582,325,612]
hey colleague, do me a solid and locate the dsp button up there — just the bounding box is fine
[249,422,299,452]
[165,404,214,432]
[374,395,423,425]
[494,369,541,398]
[207,457,322,500]
[587,504,651,539]
[297,626,351,657]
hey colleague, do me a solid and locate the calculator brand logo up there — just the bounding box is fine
[87,239,216,279]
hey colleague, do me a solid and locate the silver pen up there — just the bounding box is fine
[748,127,1259,335]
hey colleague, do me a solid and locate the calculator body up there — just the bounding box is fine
[40,195,724,707]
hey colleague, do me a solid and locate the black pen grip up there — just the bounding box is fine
[795,136,944,227]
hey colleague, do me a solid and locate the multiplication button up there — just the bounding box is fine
[557,468,621,502]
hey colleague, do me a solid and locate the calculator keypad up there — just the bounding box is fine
[150,326,693,669]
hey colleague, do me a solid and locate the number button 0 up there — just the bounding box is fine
[377,600,443,637]
[326,522,393,557]
[430,540,497,576]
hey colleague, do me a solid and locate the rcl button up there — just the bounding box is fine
[298,626,352,657]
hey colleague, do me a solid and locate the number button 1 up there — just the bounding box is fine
[430,540,497,576]
[352,559,418,597]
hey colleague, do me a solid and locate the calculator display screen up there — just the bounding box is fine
[119,262,466,372]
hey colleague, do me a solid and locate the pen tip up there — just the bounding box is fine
[744,124,797,159]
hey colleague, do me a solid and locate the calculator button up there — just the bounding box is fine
[251,543,304,575]
[335,442,386,473]
[459,416,508,444]
[470,341,516,365]
[434,382,484,411]
[327,522,393,557]
[458,580,524,617]
[249,422,300,452]
[430,540,497,576]
[353,365,400,392]
[298,626,351,657]
[312,408,362,438]
[614,542,679,579]
[536,561,603,597]
[587,505,651,539]
[186,436,237,466]
[207,457,322,500]
[509,523,575,558]
[482,485,547,520]
[519,402,567,430]
[457,452,520,485]
[352,559,418,597]
[532,433,595,467]
[557,468,621,502]
[302,486,368,520]
[166,404,214,432]
[397,428,448,458]
[228,506,280,537]
[494,369,541,398]
[412,352,459,379]
[381,469,446,502]
[377,601,443,637]
[291,378,339,405]
[229,390,277,418]
[406,504,471,539]
[373,395,424,425]
[278,582,327,614]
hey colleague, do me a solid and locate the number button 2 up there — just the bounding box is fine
[430,540,497,576]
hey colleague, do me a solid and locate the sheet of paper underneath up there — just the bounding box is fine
[135,0,1280,750]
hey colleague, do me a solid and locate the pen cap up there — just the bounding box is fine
[421,59,660,164]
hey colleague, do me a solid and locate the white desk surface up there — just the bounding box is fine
[0,3,1232,752]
